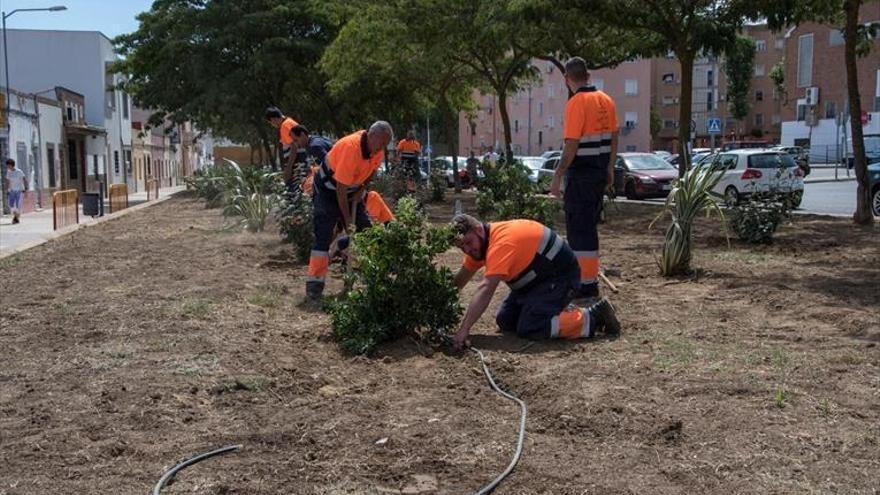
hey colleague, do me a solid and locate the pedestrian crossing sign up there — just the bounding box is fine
[707,118,722,134]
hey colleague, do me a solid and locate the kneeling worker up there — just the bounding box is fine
[307,121,393,299]
[450,214,619,350]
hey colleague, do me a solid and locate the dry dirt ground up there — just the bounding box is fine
[0,192,878,495]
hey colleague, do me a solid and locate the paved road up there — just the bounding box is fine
[799,179,858,217]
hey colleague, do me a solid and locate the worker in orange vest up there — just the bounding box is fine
[450,213,620,350]
[265,107,300,191]
[307,121,393,300]
[396,130,422,192]
[550,57,619,303]
[289,124,334,195]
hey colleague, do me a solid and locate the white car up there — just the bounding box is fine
[701,149,805,207]
[653,150,672,159]
[517,156,548,183]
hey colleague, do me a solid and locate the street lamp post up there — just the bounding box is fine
[1,5,66,217]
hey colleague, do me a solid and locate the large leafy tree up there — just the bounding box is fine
[724,35,757,132]
[115,0,349,165]
[760,0,879,224]
[594,0,752,175]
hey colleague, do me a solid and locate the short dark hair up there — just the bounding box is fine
[5,158,14,166]
[451,214,481,240]
[291,124,310,137]
[564,57,589,83]
[264,106,283,120]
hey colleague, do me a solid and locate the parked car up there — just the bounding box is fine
[541,150,561,160]
[432,156,481,187]
[653,150,672,160]
[699,149,805,207]
[721,140,772,151]
[771,146,811,176]
[613,153,679,200]
[870,161,880,217]
[518,156,549,183]
[845,135,880,169]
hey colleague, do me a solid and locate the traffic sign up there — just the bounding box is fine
[707,118,722,134]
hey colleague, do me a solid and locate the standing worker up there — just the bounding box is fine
[306,121,393,300]
[449,214,619,350]
[289,124,334,195]
[550,57,618,302]
[396,130,422,192]
[265,107,300,190]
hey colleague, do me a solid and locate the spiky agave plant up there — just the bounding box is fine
[650,165,727,276]
[221,159,281,232]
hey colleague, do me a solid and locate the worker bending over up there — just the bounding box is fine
[450,214,620,350]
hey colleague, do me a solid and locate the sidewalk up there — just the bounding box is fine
[0,185,185,257]
[804,166,857,184]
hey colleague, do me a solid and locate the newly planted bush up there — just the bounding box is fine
[327,197,462,355]
[651,166,726,276]
[728,192,794,243]
[476,161,560,227]
[275,163,315,262]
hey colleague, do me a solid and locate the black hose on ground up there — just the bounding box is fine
[152,444,242,495]
[469,347,528,495]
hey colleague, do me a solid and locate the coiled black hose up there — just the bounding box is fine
[152,444,242,495]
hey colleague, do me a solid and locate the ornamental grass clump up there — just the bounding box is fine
[651,166,726,276]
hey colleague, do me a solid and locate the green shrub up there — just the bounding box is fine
[728,192,793,243]
[428,166,447,203]
[327,197,462,355]
[476,161,560,227]
[275,163,315,263]
[186,164,237,208]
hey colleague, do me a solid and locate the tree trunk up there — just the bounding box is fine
[844,0,873,224]
[677,50,695,177]
[497,89,514,164]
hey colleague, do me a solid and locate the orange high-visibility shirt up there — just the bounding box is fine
[365,191,394,224]
[280,117,298,146]
[397,139,421,158]
[326,130,385,187]
[563,88,618,140]
[462,220,544,282]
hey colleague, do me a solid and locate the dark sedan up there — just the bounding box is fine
[613,153,679,200]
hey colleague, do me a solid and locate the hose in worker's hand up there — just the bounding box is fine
[152,444,242,495]
[469,347,528,495]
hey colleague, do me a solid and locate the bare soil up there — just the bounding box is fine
[0,191,878,495]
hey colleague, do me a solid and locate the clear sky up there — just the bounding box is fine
[0,0,153,39]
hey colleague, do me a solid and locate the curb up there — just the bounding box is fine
[804,178,857,184]
[0,193,176,260]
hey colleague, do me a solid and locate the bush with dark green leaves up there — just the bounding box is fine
[186,163,236,208]
[728,192,794,244]
[428,166,447,203]
[275,163,314,263]
[476,160,560,227]
[327,197,462,355]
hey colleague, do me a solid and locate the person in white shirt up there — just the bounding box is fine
[5,159,28,224]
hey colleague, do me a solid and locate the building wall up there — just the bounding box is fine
[37,99,64,198]
[458,58,653,157]
[5,29,132,188]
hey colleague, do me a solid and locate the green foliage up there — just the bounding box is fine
[186,164,237,208]
[729,192,794,244]
[114,0,348,147]
[725,36,757,122]
[428,166,447,203]
[476,161,561,227]
[769,61,786,102]
[327,197,462,355]
[651,166,727,276]
[275,164,315,263]
[650,105,662,141]
[220,161,281,232]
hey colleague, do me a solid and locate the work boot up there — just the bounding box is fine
[571,283,600,307]
[305,280,324,301]
[12,216,20,224]
[588,298,620,338]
